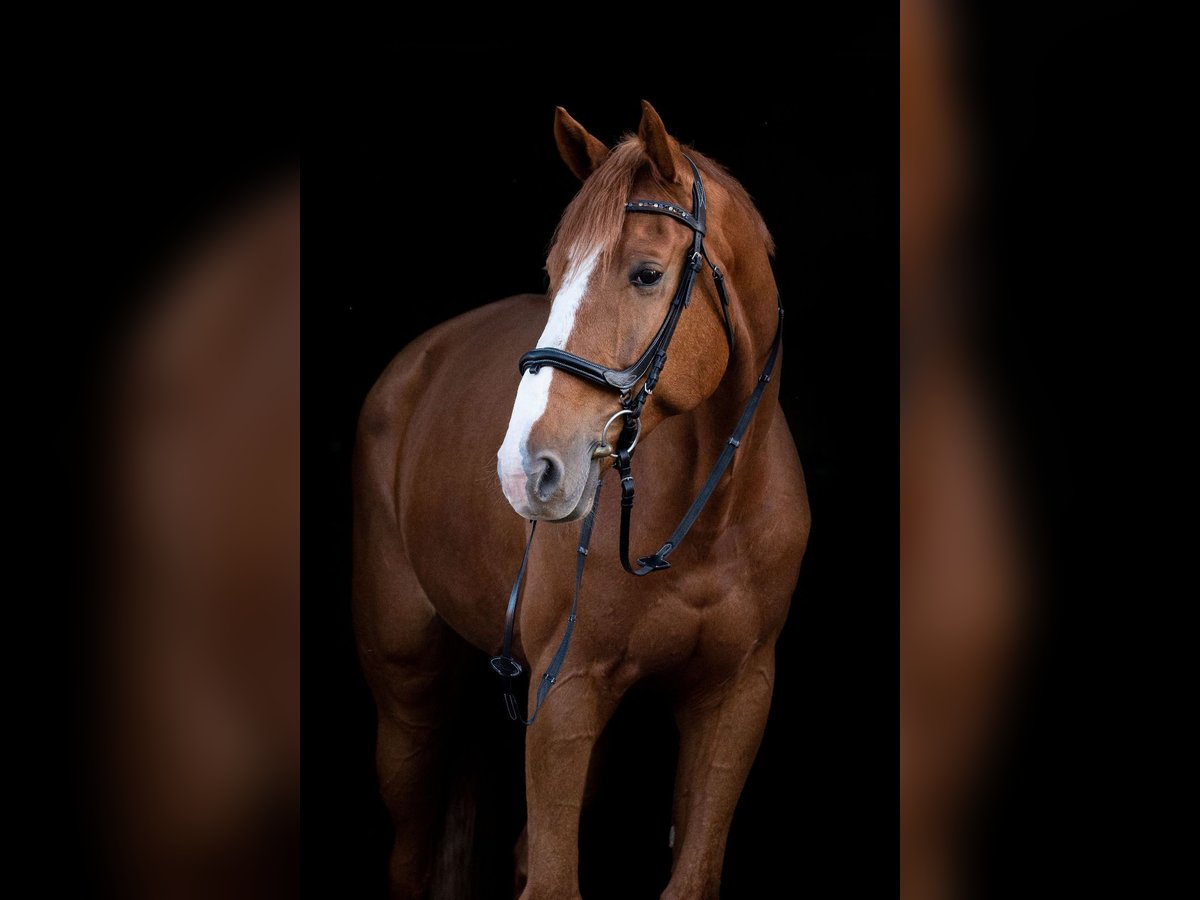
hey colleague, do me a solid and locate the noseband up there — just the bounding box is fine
[492,156,785,724]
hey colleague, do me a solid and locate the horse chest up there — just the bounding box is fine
[581,570,766,679]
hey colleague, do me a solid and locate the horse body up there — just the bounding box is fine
[355,103,809,899]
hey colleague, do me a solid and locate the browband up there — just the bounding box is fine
[624,199,706,235]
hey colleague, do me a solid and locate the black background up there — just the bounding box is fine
[306,36,896,899]
[18,15,1189,899]
[941,10,1193,897]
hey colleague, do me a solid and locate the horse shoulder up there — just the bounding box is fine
[354,294,552,653]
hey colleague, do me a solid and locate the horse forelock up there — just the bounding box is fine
[547,139,774,289]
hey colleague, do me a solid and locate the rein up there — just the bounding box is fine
[491,157,784,722]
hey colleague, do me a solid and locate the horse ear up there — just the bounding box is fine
[554,107,609,181]
[638,100,677,182]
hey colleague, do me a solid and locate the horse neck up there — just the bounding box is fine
[673,238,782,508]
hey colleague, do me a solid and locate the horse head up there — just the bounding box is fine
[498,101,770,521]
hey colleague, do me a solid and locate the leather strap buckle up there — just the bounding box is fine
[490,656,523,678]
[635,554,672,571]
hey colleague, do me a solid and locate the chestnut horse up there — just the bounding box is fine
[353,102,810,899]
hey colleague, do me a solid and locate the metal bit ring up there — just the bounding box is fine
[590,408,641,459]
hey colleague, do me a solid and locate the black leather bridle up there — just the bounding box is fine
[492,156,785,724]
[519,157,735,414]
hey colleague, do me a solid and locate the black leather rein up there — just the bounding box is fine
[491,156,784,724]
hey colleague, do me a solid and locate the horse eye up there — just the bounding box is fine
[632,268,663,287]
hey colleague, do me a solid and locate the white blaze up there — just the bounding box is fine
[498,247,599,513]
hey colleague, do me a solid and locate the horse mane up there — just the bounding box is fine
[687,148,775,257]
[547,137,774,283]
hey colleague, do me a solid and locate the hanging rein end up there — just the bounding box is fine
[491,656,524,722]
[501,693,520,721]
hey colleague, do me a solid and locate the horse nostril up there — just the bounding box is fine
[531,452,562,502]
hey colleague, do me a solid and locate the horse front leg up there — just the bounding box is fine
[520,667,625,900]
[663,643,776,900]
